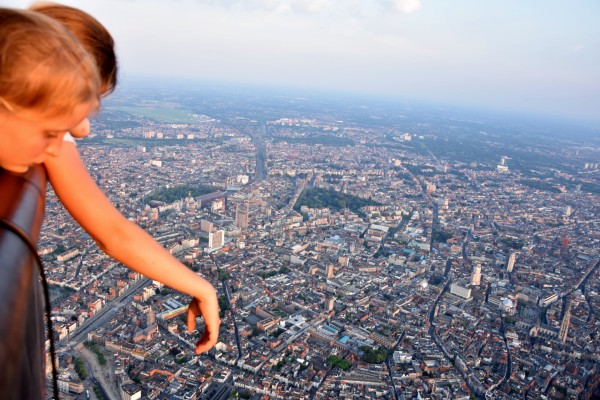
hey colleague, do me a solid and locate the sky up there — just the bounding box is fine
[8,0,600,123]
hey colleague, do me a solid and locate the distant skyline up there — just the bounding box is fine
[9,0,600,123]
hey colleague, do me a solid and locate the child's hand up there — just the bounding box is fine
[186,294,221,354]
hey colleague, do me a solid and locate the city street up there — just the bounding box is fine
[78,346,119,400]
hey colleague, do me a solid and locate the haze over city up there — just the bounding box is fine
[9,0,600,123]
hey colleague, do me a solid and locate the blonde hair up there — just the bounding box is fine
[31,2,118,96]
[0,8,100,118]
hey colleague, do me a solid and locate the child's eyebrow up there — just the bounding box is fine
[45,128,70,133]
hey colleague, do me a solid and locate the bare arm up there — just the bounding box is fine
[45,143,220,353]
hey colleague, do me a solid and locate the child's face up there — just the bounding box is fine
[0,102,94,173]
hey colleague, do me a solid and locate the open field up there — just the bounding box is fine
[106,105,197,123]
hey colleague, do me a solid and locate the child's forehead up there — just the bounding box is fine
[15,101,97,128]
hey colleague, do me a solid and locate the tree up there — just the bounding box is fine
[218,296,230,317]
[73,357,87,380]
[327,355,352,371]
[361,346,387,364]
[250,327,261,337]
[218,269,231,282]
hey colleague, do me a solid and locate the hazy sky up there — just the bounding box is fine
[8,0,600,122]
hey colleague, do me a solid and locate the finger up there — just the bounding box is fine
[187,301,200,332]
[195,342,210,354]
[195,332,217,354]
[194,334,209,354]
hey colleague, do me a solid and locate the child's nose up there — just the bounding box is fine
[70,118,90,138]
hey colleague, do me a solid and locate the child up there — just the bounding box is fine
[2,4,221,355]
[0,8,99,173]
[33,3,221,355]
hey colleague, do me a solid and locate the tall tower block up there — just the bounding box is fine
[235,203,249,229]
[507,252,517,273]
[324,296,335,312]
[208,230,225,249]
[471,264,481,286]
[147,306,156,326]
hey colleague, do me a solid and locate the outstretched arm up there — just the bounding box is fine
[45,142,220,353]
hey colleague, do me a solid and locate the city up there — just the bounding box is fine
[41,83,600,400]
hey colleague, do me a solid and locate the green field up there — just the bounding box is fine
[82,137,187,147]
[107,105,197,123]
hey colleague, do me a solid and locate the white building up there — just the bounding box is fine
[208,230,225,249]
[450,282,472,299]
[507,252,517,272]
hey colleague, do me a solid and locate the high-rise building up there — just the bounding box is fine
[471,264,481,286]
[507,252,517,272]
[200,219,214,233]
[564,206,573,218]
[326,264,335,279]
[236,203,249,229]
[324,296,335,312]
[208,230,225,249]
[440,198,449,212]
[147,306,155,326]
[450,282,472,299]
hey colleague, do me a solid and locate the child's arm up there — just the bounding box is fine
[44,142,220,354]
